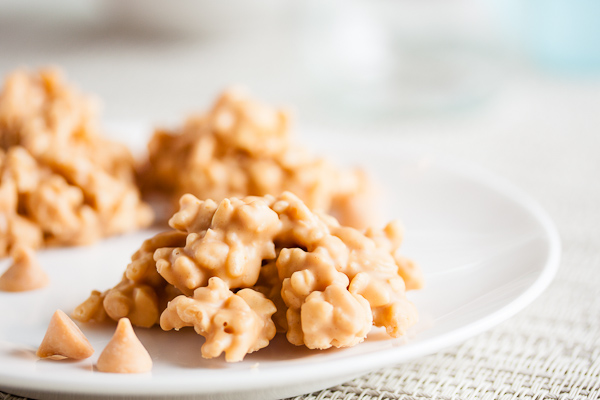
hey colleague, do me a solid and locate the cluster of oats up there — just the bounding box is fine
[0,69,153,256]
[74,192,422,362]
[140,90,374,229]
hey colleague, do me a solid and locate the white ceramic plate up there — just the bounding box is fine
[0,129,560,400]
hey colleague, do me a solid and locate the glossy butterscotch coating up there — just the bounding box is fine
[328,222,421,338]
[140,90,373,229]
[253,260,287,332]
[0,68,152,257]
[73,231,186,327]
[160,277,276,362]
[155,194,281,295]
[272,193,421,346]
[301,285,373,349]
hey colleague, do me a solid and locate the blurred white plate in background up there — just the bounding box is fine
[0,126,560,400]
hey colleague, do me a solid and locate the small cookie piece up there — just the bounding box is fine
[72,290,108,323]
[97,318,152,373]
[160,277,276,362]
[0,245,49,292]
[331,224,419,338]
[253,261,287,332]
[102,277,181,329]
[72,231,186,327]
[393,254,424,292]
[36,310,94,360]
[155,196,281,294]
[301,285,372,350]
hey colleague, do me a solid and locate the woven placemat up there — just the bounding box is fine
[3,83,600,400]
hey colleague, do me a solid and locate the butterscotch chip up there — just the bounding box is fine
[0,245,48,292]
[97,318,152,373]
[36,309,94,360]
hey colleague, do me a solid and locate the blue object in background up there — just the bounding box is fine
[524,0,600,74]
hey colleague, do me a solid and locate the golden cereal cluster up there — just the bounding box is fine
[0,69,153,256]
[140,89,374,229]
[74,192,422,362]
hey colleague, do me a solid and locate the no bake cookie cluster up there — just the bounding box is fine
[0,69,152,257]
[75,192,423,362]
[140,90,374,229]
